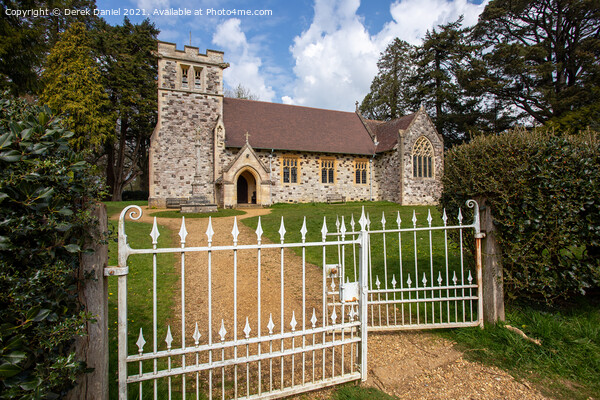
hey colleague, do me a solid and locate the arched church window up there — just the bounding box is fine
[412,136,434,178]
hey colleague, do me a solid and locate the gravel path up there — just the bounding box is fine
[130,206,548,400]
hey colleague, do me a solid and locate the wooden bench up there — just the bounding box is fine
[326,194,346,204]
[166,198,188,209]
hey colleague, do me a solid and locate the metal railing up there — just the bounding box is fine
[106,200,483,399]
[326,200,483,331]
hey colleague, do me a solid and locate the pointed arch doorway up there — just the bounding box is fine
[220,143,271,208]
[236,170,257,205]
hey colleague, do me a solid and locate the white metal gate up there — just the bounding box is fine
[326,200,483,332]
[106,200,482,399]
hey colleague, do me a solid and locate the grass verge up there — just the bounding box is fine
[439,298,600,400]
[327,383,399,399]
[149,208,246,218]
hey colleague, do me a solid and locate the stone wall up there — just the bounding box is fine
[148,42,226,207]
[218,147,375,204]
[399,112,444,205]
[374,148,401,203]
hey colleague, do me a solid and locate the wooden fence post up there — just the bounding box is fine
[67,204,109,400]
[479,199,505,324]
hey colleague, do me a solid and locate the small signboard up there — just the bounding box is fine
[340,281,359,303]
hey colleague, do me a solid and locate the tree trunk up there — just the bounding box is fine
[137,136,150,193]
[108,117,129,201]
[105,142,116,200]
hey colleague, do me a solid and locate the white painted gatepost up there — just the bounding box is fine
[105,200,483,399]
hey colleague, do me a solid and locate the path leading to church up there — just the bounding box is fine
[129,207,548,400]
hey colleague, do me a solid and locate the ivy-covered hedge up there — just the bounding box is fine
[440,128,600,303]
[0,96,102,398]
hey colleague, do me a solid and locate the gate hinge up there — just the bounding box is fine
[104,266,129,276]
[475,233,486,239]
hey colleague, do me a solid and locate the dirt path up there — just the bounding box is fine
[130,206,548,400]
[134,207,325,343]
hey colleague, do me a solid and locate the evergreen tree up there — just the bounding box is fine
[40,22,114,153]
[472,0,600,131]
[0,0,98,95]
[411,17,478,146]
[360,39,416,120]
[94,18,159,201]
[0,1,45,95]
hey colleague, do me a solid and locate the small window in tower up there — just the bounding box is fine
[194,67,202,89]
[181,65,189,88]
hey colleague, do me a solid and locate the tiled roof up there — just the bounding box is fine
[223,98,377,155]
[369,113,417,152]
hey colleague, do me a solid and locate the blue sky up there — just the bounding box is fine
[97,0,488,111]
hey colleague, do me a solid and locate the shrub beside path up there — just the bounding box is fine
[129,207,548,400]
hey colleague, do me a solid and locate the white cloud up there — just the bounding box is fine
[287,0,379,111]
[281,96,295,105]
[378,0,488,45]
[286,0,489,111]
[212,19,276,102]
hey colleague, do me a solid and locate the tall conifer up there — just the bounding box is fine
[41,22,114,153]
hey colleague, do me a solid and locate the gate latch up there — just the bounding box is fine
[104,266,129,276]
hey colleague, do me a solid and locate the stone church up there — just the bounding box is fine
[148,42,444,210]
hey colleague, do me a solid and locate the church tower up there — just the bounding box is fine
[148,42,228,208]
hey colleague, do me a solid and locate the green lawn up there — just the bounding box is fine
[149,208,246,218]
[242,201,474,325]
[241,201,469,275]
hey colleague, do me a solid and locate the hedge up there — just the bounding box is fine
[439,128,600,303]
[0,96,102,398]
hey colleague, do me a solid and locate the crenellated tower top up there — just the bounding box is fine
[157,41,229,95]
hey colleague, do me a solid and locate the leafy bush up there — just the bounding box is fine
[0,96,102,398]
[440,128,600,303]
